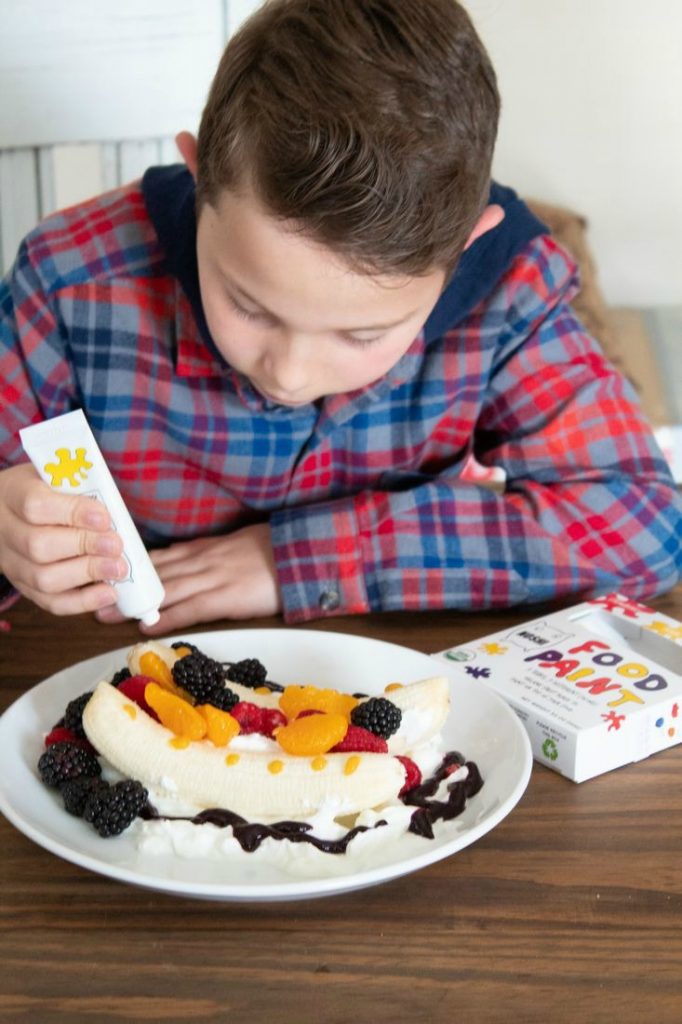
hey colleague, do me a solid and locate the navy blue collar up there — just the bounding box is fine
[142,165,546,349]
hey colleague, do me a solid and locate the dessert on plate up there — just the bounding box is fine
[37,640,483,863]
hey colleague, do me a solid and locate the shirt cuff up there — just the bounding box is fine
[270,498,371,623]
[0,575,20,612]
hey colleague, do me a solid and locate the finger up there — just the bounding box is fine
[139,588,230,636]
[13,553,128,596]
[11,474,112,531]
[20,579,119,617]
[94,604,127,624]
[10,519,123,565]
[150,542,201,567]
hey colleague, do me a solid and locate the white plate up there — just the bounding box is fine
[0,629,532,901]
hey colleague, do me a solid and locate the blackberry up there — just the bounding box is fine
[172,652,225,703]
[226,658,267,688]
[38,741,101,788]
[208,686,239,713]
[63,691,93,739]
[350,697,402,739]
[83,779,148,837]
[110,667,131,688]
[171,640,200,654]
[61,776,109,817]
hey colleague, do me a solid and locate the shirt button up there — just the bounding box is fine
[319,588,341,612]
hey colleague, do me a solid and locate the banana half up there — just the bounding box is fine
[82,641,451,820]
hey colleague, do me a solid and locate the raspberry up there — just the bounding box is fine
[226,658,267,688]
[44,726,79,747]
[208,686,239,713]
[331,724,388,753]
[63,691,93,739]
[261,708,287,738]
[350,697,402,739]
[44,726,96,754]
[61,777,109,817]
[83,779,148,837]
[396,756,422,796]
[171,652,225,704]
[117,676,160,720]
[38,741,101,788]
[230,701,265,734]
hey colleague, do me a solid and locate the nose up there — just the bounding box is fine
[262,333,311,396]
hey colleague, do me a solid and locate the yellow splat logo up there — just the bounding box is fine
[43,448,93,488]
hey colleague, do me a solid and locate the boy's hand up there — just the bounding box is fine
[0,463,126,615]
[95,522,281,632]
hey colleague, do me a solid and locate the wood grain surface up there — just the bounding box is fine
[1,591,681,1024]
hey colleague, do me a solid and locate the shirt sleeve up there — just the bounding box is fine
[0,239,77,467]
[270,239,682,623]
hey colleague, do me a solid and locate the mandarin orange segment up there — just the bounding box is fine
[279,685,358,721]
[275,711,348,756]
[144,682,207,741]
[196,704,240,747]
[138,651,189,699]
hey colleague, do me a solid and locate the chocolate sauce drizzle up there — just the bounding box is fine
[141,751,483,854]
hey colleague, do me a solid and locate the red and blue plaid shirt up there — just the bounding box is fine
[1,169,680,622]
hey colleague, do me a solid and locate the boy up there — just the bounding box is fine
[0,0,680,634]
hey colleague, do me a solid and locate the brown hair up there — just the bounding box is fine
[196,0,500,275]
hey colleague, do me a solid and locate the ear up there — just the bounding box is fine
[463,203,505,250]
[175,131,199,180]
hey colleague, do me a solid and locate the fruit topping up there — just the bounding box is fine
[117,675,160,720]
[275,712,348,756]
[82,779,148,837]
[262,708,287,738]
[279,684,358,721]
[170,641,199,655]
[171,652,226,704]
[44,725,91,749]
[396,756,422,795]
[144,682,207,741]
[110,667,132,687]
[331,724,389,753]
[38,741,102,788]
[196,704,240,747]
[226,658,267,688]
[61,777,109,817]
[229,701,286,737]
[350,697,402,739]
[207,686,239,713]
[63,691,93,739]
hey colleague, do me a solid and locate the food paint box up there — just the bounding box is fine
[432,593,682,782]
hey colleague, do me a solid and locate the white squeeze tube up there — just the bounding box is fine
[19,409,165,626]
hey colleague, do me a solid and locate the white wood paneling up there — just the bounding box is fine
[0,150,39,268]
[0,0,225,147]
[52,144,104,211]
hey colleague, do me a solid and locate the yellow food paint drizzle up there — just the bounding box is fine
[169,736,190,749]
[122,704,137,720]
[268,759,284,775]
[255,686,271,695]
[343,755,361,776]
[225,753,240,766]
[310,756,327,771]
[384,683,403,692]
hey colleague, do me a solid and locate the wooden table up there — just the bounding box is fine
[2,589,681,1023]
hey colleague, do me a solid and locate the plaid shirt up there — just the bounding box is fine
[1,171,681,622]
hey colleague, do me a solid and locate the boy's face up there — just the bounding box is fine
[195,187,446,407]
